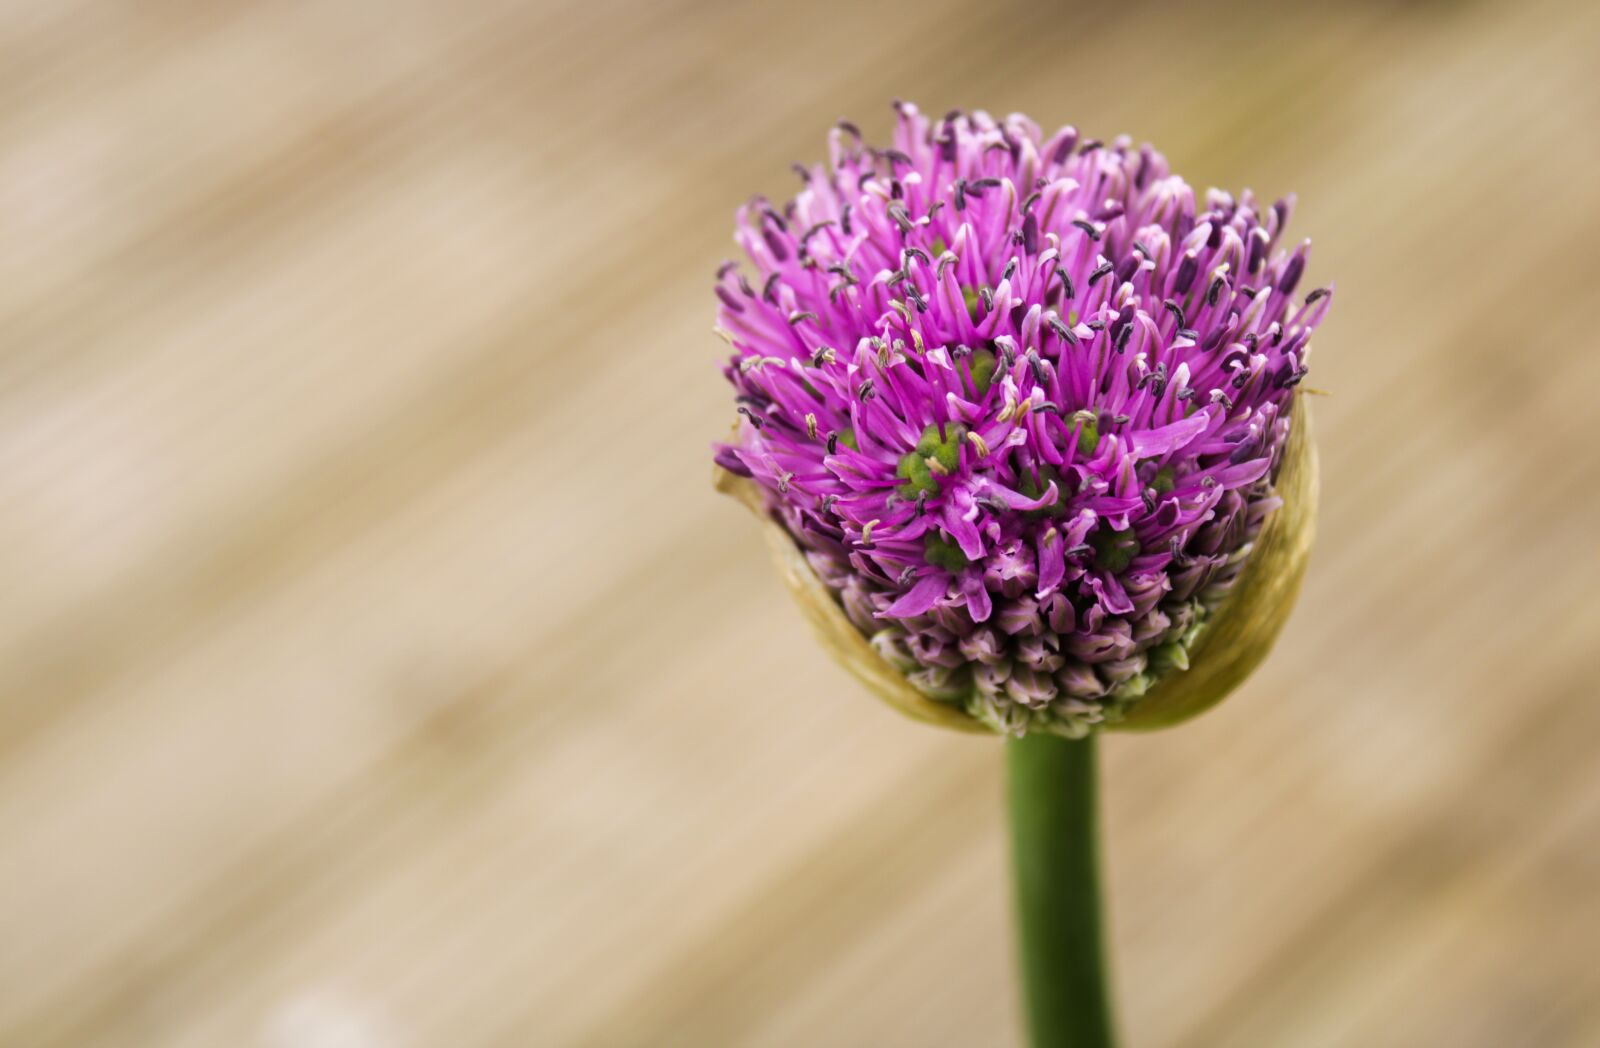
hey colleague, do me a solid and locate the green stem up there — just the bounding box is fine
[1006,732,1117,1048]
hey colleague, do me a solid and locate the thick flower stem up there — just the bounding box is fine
[1006,733,1117,1048]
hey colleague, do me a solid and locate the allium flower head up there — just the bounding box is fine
[713,103,1330,737]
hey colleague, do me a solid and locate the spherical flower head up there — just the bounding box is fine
[713,103,1331,738]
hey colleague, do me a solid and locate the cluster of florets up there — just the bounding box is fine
[714,103,1330,736]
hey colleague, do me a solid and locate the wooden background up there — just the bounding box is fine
[2,0,1597,1045]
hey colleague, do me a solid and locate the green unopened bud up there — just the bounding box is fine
[924,532,969,572]
[969,348,997,396]
[1072,410,1099,457]
[1089,527,1139,572]
[898,424,962,496]
[961,285,983,324]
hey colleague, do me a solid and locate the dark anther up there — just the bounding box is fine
[1113,323,1139,356]
[954,179,968,212]
[810,346,836,367]
[1207,275,1227,306]
[738,274,755,297]
[1051,134,1078,165]
[837,119,863,139]
[1079,138,1103,154]
[888,204,914,235]
[1002,257,1019,281]
[1021,190,1042,214]
[971,177,1003,190]
[840,204,853,235]
[1163,299,1185,328]
[789,311,818,326]
[827,432,840,454]
[1027,349,1047,382]
[1022,212,1039,255]
[1055,268,1076,301]
[856,172,875,191]
[1067,543,1094,557]
[1072,219,1102,241]
[1047,315,1077,345]
[1247,230,1266,274]
[857,379,876,400]
[1087,261,1115,286]
[737,406,764,430]
[762,272,782,304]
[792,162,811,183]
[715,286,745,313]
[903,246,931,268]
[716,259,738,278]
[1133,240,1152,258]
[1142,491,1156,513]
[1175,387,1195,401]
[1279,254,1305,296]
[1085,319,1106,331]
[762,207,788,233]
[1173,253,1198,294]
[762,228,789,262]
[1305,287,1329,304]
[801,220,835,245]
[881,148,914,169]
[979,287,995,311]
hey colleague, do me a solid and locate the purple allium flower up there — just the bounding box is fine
[713,103,1332,737]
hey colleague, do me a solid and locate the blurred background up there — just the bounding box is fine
[2,0,1598,1045]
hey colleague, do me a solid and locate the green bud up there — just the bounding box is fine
[962,285,983,324]
[1147,640,1190,674]
[924,532,969,572]
[1089,527,1139,573]
[1073,411,1100,457]
[916,423,962,473]
[1018,465,1069,518]
[969,348,997,397]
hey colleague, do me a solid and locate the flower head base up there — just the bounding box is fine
[714,104,1329,737]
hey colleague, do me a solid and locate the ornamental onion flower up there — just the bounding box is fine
[713,102,1329,739]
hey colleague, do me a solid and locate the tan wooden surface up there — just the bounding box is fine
[2,1,1598,1045]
